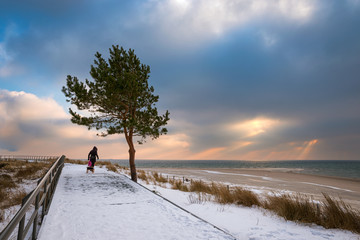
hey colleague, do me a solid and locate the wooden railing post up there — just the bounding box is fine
[32,193,40,240]
[17,198,26,240]
[42,179,47,220]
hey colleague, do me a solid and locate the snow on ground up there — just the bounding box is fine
[138,177,360,240]
[37,164,360,240]
[37,164,234,240]
[143,183,360,240]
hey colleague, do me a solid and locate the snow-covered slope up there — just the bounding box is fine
[144,184,359,240]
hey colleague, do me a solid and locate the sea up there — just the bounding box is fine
[107,160,360,180]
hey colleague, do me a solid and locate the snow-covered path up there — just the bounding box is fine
[37,164,234,240]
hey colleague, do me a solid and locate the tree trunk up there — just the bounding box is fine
[129,147,137,182]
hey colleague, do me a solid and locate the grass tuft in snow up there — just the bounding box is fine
[189,180,213,194]
[138,170,148,182]
[322,193,360,233]
[152,172,168,183]
[212,184,234,204]
[232,187,261,207]
[263,192,360,234]
[264,193,321,224]
[14,163,49,181]
[0,190,8,207]
[0,174,16,189]
[1,189,27,210]
[170,179,189,192]
[97,161,118,172]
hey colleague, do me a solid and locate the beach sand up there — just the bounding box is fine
[139,167,360,211]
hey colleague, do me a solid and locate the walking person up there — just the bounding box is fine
[87,146,99,173]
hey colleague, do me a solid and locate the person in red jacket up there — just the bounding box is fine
[86,146,99,173]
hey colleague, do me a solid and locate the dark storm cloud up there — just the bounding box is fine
[149,1,360,158]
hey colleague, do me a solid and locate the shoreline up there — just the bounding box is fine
[138,167,360,211]
[109,159,360,180]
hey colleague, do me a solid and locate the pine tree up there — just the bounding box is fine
[62,45,170,182]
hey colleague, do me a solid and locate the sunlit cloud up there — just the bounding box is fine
[277,0,315,21]
[155,133,190,148]
[134,133,192,159]
[229,116,282,138]
[3,91,67,120]
[0,90,109,156]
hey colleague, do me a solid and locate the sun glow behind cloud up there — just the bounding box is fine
[229,117,282,138]
[297,139,319,160]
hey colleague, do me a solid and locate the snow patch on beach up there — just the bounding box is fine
[203,170,282,182]
[300,182,355,193]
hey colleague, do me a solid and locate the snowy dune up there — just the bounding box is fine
[143,183,359,240]
[37,164,359,240]
[140,167,360,211]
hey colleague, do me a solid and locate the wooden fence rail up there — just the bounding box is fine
[0,155,65,240]
[0,155,58,161]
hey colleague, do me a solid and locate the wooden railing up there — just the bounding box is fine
[0,155,58,161]
[0,155,65,240]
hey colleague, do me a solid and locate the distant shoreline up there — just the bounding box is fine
[106,159,360,180]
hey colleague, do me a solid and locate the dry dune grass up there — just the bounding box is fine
[0,174,16,189]
[231,187,261,207]
[0,159,54,211]
[135,169,360,234]
[265,193,360,233]
[96,161,118,172]
[189,180,213,194]
[152,172,168,183]
[171,179,189,192]
[138,170,148,182]
[264,193,322,224]
[322,193,360,233]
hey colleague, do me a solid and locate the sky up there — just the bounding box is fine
[0,0,360,160]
